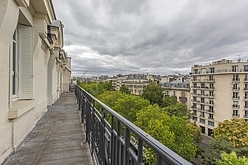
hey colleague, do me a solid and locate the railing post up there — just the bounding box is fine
[99,108,106,165]
[85,95,91,143]
[110,115,116,165]
[125,128,130,165]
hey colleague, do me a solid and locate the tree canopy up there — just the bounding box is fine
[135,105,198,161]
[141,84,163,106]
[202,119,248,164]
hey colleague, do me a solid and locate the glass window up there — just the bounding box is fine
[208,121,214,126]
[12,30,18,98]
[210,67,215,73]
[200,119,205,124]
[233,92,239,99]
[244,65,248,72]
[233,74,239,81]
[232,65,238,72]
[232,101,239,107]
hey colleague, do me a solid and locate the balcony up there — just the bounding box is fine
[232,114,240,118]
[4,89,192,165]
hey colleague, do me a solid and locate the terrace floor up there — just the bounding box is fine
[4,92,93,165]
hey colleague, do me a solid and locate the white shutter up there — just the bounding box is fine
[18,25,33,99]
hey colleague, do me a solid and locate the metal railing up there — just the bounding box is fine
[75,85,192,165]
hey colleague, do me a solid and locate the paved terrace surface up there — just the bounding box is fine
[4,92,93,165]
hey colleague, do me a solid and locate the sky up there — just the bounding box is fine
[53,0,248,77]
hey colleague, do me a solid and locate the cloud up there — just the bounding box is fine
[53,0,248,77]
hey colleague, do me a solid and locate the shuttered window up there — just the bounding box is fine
[17,24,33,99]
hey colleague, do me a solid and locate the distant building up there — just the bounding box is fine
[162,75,191,110]
[190,59,248,136]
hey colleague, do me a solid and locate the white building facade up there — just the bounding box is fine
[0,0,70,163]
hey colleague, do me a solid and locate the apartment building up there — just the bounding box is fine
[162,76,191,110]
[190,59,248,136]
[0,0,70,163]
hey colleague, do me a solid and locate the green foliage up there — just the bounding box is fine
[135,105,197,161]
[216,151,248,165]
[213,118,248,147]
[163,103,189,118]
[202,118,248,164]
[79,81,114,97]
[120,85,131,94]
[98,91,150,122]
[202,136,235,164]
[161,96,178,107]
[141,84,163,106]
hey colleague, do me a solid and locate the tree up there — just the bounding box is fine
[98,91,150,122]
[213,118,248,147]
[141,84,163,106]
[135,105,198,161]
[202,119,248,164]
[161,96,178,107]
[217,151,248,165]
[163,103,189,118]
[120,85,130,94]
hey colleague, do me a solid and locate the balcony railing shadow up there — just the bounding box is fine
[75,85,192,165]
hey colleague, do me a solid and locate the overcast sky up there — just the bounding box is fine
[53,0,248,77]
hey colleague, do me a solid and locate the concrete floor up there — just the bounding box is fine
[4,92,93,165]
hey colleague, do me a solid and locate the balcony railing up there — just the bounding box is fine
[75,85,191,165]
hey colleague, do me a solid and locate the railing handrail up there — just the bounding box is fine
[75,85,192,165]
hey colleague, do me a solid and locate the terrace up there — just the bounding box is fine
[4,86,192,165]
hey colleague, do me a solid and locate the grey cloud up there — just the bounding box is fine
[53,0,248,76]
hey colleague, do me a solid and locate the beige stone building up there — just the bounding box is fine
[162,77,191,110]
[190,59,248,136]
[0,0,70,163]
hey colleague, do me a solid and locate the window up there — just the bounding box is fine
[194,69,198,74]
[11,25,33,100]
[209,83,214,89]
[201,83,205,88]
[192,117,197,121]
[208,128,213,136]
[245,102,248,108]
[201,97,205,103]
[245,83,248,90]
[209,99,214,105]
[200,105,205,110]
[232,83,239,90]
[209,75,214,81]
[193,110,197,115]
[245,74,248,81]
[233,92,239,99]
[200,119,205,124]
[233,74,239,81]
[193,76,197,81]
[209,106,214,112]
[208,121,214,127]
[193,83,197,88]
[232,110,239,116]
[201,90,205,96]
[244,65,248,72]
[209,91,214,96]
[210,67,215,73]
[208,114,214,120]
[12,30,18,99]
[200,112,205,117]
[232,65,238,72]
[200,126,205,134]
[232,101,239,108]
[245,92,248,99]
[245,110,248,117]
[193,89,197,95]
[193,96,197,102]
